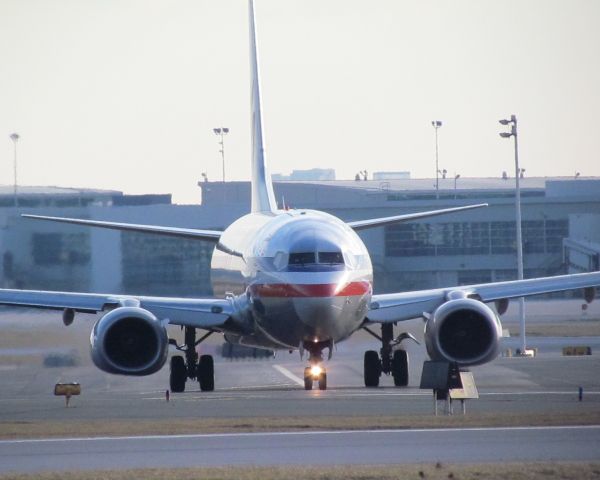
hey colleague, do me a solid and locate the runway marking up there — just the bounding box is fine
[272,364,304,386]
[2,425,600,444]
[135,390,600,401]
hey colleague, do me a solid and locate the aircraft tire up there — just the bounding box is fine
[392,349,409,387]
[364,350,381,387]
[303,367,313,390]
[318,372,327,390]
[198,354,215,391]
[170,355,186,393]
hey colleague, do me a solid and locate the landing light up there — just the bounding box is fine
[310,365,322,377]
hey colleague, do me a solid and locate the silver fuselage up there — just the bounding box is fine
[211,209,373,350]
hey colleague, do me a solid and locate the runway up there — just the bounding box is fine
[1,426,599,473]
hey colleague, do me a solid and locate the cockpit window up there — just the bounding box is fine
[318,251,344,264]
[289,252,316,265]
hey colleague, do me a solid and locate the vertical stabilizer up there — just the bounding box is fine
[249,0,277,213]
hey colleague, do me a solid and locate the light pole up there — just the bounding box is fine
[453,173,460,199]
[432,120,442,199]
[499,114,527,356]
[213,127,229,182]
[9,133,19,207]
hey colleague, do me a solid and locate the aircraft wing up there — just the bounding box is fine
[347,204,488,231]
[367,271,600,323]
[22,215,223,242]
[0,289,233,329]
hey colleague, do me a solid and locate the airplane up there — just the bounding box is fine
[1,0,599,393]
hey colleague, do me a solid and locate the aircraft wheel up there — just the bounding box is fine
[169,355,186,393]
[364,350,381,387]
[303,367,313,390]
[392,349,409,387]
[318,372,327,390]
[198,354,215,392]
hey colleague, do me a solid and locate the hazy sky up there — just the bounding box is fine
[1,0,599,204]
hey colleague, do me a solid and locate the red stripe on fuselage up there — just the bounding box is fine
[250,281,372,298]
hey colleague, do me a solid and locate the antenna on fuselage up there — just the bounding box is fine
[249,0,277,214]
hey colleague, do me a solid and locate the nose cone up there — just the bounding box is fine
[295,296,343,328]
[293,294,369,342]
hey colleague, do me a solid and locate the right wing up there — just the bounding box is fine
[22,215,223,242]
[368,270,600,323]
[347,204,488,231]
[0,288,233,329]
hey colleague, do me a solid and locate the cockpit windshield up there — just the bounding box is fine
[288,252,316,265]
[318,252,344,264]
[287,251,344,267]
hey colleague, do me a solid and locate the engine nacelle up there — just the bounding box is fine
[90,307,168,376]
[424,298,502,367]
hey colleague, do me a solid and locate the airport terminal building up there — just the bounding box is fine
[1,177,599,297]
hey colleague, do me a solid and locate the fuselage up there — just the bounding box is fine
[211,209,373,350]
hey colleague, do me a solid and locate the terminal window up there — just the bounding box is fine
[385,219,568,257]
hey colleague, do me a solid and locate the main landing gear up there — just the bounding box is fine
[302,341,330,391]
[169,327,215,393]
[362,323,419,388]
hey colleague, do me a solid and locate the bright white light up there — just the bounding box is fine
[310,365,322,377]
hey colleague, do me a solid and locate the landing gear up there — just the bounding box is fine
[302,340,331,391]
[362,324,418,388]
[168,327,215,393]
[303,365,327,390]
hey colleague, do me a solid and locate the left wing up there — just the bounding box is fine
[0,289,233,329]
[367,270,600,323]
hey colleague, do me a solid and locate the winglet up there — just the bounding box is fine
[249,0,277,213]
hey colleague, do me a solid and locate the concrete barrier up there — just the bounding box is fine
[562,346,592,356]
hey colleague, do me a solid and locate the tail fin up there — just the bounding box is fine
[249,0,277,213]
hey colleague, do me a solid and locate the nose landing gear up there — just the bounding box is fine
[302,340,330,390]
[303,364,327,390]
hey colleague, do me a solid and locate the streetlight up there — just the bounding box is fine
[9,133,19,207]
[431,120,442,199]
[499,114,527,356]
[213,127,229,182]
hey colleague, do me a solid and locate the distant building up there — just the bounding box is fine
[373,171,411,180]
[272,168,335,181]
[1,177,599,298]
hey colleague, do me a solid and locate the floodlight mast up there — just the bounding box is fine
[213,127,229,182]
[9,133,19,207]
[431,120,442,199]
[499,114,527,356]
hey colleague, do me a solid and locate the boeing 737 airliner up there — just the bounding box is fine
[1,1,599,392]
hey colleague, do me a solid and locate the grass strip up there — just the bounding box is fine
[2,462,600,480]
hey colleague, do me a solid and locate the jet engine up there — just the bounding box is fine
[424,298,502,366]
[90,307,168,376]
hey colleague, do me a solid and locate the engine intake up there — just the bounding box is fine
[424,298,502,366]
[90,307,168,376]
